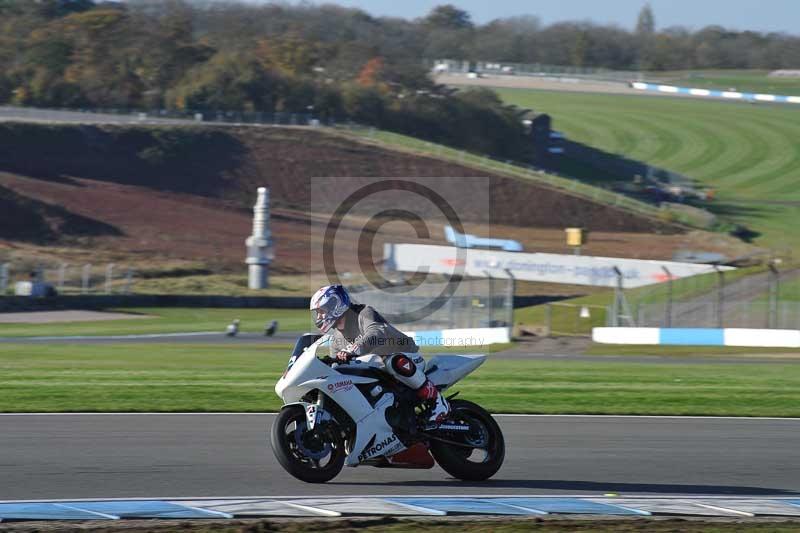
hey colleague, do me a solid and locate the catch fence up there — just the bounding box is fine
[0,262,135,296]
[538,265,800,337]
[629,266,800,330]
[349,277,513,331]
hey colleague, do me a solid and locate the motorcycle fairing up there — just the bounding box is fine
[425,354,486,389]
[345,391,405,467]
[276,337,406,467]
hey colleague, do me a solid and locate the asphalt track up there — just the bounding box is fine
[2,414,799,501]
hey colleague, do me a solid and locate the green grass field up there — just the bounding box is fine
[648,69,800,96]
[494,88,800,251]
[2,342,799,416]
[0,308,312,337]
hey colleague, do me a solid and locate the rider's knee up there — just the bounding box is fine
[388,352,426,389]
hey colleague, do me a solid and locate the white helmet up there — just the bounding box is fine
[309,284,350,333]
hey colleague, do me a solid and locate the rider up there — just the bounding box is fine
[310,284,450,425]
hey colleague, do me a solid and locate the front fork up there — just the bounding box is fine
[304,392,331,431]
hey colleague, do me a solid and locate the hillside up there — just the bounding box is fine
[490,87,800,253]
[0,122,751,282]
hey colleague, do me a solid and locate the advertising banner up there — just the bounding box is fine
[384,243,734,288]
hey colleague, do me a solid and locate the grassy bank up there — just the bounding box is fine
[2,343,799,415]
[494,88,800,252]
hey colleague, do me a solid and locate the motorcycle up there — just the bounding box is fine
[271,333,505,483]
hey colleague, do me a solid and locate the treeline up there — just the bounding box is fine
[1,1,798,159]
[0,0,531,158]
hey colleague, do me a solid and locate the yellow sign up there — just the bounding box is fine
[565,227,584,247]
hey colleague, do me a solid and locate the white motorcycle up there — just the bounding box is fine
[271,334,505,483]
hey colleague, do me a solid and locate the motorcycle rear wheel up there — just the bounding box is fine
[270,405,345,483]
[429,399,505,481]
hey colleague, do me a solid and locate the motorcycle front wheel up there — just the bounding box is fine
[270,405,345,483]
[430,399,505,481]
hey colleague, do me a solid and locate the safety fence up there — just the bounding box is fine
[534,265,799,337]
[427,58,641,82]
[636,301,800,331]
[0,262,135,296]
[630,266,800,330]
[350,278,513,331]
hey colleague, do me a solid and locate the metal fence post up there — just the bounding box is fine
[58,263,68,292]
[0,263,8,294]
[714,265,725,329]
[483,271,494,326]
[545,303,552,337]
[611,267,623,327]
[502,269,515,335]
[105,263,115,294]
[662,266,673,328]
[468,279,474,329]
[124,268,134,295]
[82,264,91,294]
[506,269,517,329]
[768,261,780,329]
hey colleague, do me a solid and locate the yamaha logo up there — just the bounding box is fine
[329,379,353,393]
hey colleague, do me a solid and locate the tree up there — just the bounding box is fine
[424,5,472,30]
[571,30,588,67]
[636,3,655,36]
[255,32,322,76]
[356,57,384,87]
[166,51,279,111]
[635,3,656,70]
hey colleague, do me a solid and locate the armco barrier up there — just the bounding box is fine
[593,327,800,348]
[631,82,800,104]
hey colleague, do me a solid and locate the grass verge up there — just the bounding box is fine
[0,307,313,337]
[587,344,800,357]
[2,343,799,416]
[7,517,797,533]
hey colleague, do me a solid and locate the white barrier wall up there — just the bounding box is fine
[592,327,660,345]
[593,327,800,348]
[385,243,734,288]
[631,82,800,104]
[404,327,511,347]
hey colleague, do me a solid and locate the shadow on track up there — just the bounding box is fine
[331,479,800,496]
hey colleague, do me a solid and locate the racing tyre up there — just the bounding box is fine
[270,405,345,483]
[430,399,505,481]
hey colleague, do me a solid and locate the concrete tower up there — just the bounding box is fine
[245,187,274,289]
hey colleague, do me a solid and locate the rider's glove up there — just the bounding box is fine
[335,350,354,363]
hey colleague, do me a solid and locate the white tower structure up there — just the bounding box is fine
[245,187,274,289]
